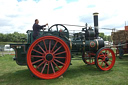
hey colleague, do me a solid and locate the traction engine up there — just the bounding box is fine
[10,13,116,79]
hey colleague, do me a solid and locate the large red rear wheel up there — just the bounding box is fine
[27,36,71,79]
[95,47,116,71]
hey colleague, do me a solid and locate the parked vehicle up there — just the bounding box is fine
[4,45,14,51]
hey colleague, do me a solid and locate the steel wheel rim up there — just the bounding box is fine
[97,48,115,71]
[27,36,71,79]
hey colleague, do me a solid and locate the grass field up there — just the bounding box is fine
[0,54,128,85]
[0,42,25,44]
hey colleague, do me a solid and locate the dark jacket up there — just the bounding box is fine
[32,23,46,40]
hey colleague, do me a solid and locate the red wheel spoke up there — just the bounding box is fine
[41,62,47,73]
[51,41,58,52]
[98,56,103,59]
[107,51,111,56]
[54,59,65,65]
[99,54,104,58]
[53,46,62,54]
[53,61,61,70]
[98,53,105,59]
[32,49,43,55]
[98,60,103,62]
[31,55,44,58]
[43,40,47,52]
[101,53,105,57]
[104,63,106,68]
[105,53,107,56]
[55,57,66,59]
[36,60,45,69]
[49,40,51,53]
[109,60,112,62]
[51,62,55,74]
[55,51,66,55]
[105,62,109,66]
[47,62,49,74]
[107,56,112,58]
[32,59,44,65]
[100,61,104,67]
[105,50,107,55]
[38,44,46,54]
[105,52,111,57]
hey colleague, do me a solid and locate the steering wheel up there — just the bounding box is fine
[48,24,69,33]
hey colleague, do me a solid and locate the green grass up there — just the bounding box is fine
[0,42,20,44]
[0,55,128,85]
[0,42,27,46]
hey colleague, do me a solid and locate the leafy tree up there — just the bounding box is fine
[0,32,27,42]
[99,33,112,42]
[0,33,4,41]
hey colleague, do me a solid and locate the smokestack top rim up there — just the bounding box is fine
[93,12,99,16]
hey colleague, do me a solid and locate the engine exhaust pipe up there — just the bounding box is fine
[93,12,99,38]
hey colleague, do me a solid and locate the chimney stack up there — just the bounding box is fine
[93,12,99,38]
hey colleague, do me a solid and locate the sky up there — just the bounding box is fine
[0,0,128,35]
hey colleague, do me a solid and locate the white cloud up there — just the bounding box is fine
[0,0,128,35]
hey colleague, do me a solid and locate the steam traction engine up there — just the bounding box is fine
[10,13,116,79]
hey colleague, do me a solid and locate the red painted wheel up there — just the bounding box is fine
[27,36,71,79]
[95,47,116,71]
[82,52,95,65]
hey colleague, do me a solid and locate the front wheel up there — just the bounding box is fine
[95,47,116,71]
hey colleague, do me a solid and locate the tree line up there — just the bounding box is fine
[0,32,27,42]
[99,33,112,42]
[0,32,112,42]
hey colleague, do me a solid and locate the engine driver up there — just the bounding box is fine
[32,19,48,40]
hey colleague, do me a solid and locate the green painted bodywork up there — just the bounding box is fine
[10,44,29,65]
[10,30,70,65]
[10,28,104,65]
